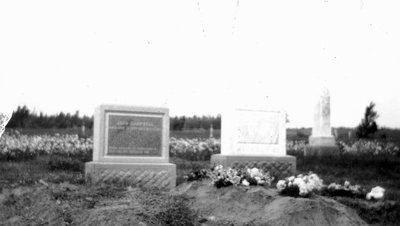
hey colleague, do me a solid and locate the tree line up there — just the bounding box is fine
[7,106,94,129]
[170,115,221,131]
[6,105,221,130]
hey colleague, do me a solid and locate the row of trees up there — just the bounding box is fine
[7,106,94,129]
[6,106,221,130]
[170,115,221,131]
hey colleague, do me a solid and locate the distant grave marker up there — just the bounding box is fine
[85,105,176,189]
[306,86,339,156]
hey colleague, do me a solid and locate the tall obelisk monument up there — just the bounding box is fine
[306,84,339,156]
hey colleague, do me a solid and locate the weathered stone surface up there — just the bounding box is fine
[85,162,176,189]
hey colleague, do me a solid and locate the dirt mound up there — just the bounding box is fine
[0,185,65,225]
[1,181,368,226]
[0,183,155,226]
[174,181,368,226]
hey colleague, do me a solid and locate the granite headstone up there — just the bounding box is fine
[85,105,176,189]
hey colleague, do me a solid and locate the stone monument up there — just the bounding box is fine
[85,104,176,189]
[0,111,12,138]
[211,95,296,179]
[306,86,339,156]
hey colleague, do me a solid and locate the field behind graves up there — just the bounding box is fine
[1,129,400,225]
[13,127,400,145]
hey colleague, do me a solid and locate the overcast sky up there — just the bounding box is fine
[1,0,399,128]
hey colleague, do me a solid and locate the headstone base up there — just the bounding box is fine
[210,154,296,179]
[85,162,176,189]
[309,136,336,146]
[304,145,340,157]
[307,136,339,156]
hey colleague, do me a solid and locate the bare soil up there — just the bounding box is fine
[174,181,368,226]
[0,180,370,226]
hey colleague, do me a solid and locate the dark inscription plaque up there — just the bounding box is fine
[107,114,162,156]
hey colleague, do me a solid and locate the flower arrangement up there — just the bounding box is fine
[276,172,324,197]
[366,186,385,200]
[184,167,387,202]
[242,167,274,186]
[325,181,386,200]
[185,165,274,188]
[325,181,367,198]
[211,166,274,188]
[208,165,242,188]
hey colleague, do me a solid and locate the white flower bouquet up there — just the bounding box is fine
[207,165,274,188]
[276,172,324,197]
[325,180,367,198]
[366,186,385,200]
[326,181,385,200]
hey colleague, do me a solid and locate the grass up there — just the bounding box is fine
[295,154,400,226]
[155,195,199,226]
[2,154,400,199]
[1,151,400,225]
[296,154,400,201]
[0,156,210,190]
[0,156,202,225]
[0,156,85,189]
[4,128,400,225]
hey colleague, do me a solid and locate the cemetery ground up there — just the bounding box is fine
[1,131,400,225]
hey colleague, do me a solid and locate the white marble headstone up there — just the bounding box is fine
[221,95,286,156]
[308,83,336,147]
[312,86,332,137]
